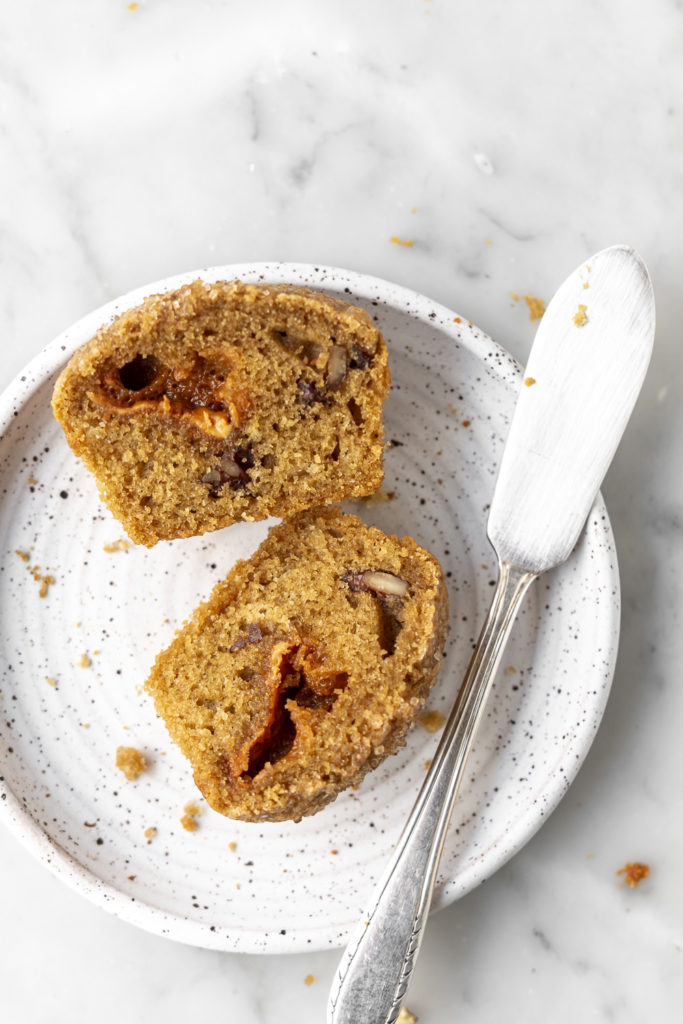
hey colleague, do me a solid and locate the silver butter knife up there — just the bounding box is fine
[328,245,655,1024]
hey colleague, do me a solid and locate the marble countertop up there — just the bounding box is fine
[2,2,682,1021]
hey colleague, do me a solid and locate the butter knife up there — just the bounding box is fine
[327,244,655,1024]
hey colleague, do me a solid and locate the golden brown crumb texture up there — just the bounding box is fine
[145,507,449,822]
[52,280,390,546]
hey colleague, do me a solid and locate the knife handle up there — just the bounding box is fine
[327,560,536,1024]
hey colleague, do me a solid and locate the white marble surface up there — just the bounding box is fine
[1,1,682,1021]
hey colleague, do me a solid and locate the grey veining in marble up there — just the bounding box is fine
[1,1,683,1022]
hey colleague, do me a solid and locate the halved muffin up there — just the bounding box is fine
[145,507,449,822]
[52,280,390,546]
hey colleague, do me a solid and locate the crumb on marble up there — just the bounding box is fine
[331,849,338,855]
[424,759,432,771]
[617,862,650,888]
[419,710,446,733]
[78,653,92,668]
[573,304,588,327]
[103,538,132,553]
[506,666,517,675]
[397,1009,418,1024]
[144,826,157,840]
[181,801,202,832]
[522,295,546,321]
[390,236,414,248]
[461,419,471,427]
[304,974,316,986]
[583,281,590,289]
[116,745,148,780]
[45,676,57,687]
[228,841,237,852]
[15,549,30,562]
[524,377,536,387]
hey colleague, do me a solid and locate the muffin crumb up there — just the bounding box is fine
[617,862,650,887]
[115,746,148,780]
[419,709,446,733]
[181,801,202,832]
[522,295,546,321]
[103,539,132,553]
[573,304,588,327]
[397,1009,418,1024]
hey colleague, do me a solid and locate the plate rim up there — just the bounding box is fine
[0,261,620,952]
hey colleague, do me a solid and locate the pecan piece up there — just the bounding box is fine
[341,569,409,598]
[297,378,328,406]
[326,345,348,391]
[201,446,254,495]
[349,345,373,370]
[229,622,263,652]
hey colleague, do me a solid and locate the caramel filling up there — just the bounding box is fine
[225,636,348,782]
[92,354,248,440]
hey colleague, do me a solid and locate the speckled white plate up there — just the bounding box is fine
[0,263,619,953]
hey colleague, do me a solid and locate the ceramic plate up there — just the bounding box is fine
[0,263,619,953]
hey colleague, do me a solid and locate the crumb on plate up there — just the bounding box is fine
[181,801,202,832]
[116,745,148,780]
[397,1009,418,1024]
[573,304,588,326]
[419,709,445,733]
[103,539,132,553]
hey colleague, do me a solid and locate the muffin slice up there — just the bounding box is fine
[52,280,390,546]
[145,507,449,822]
